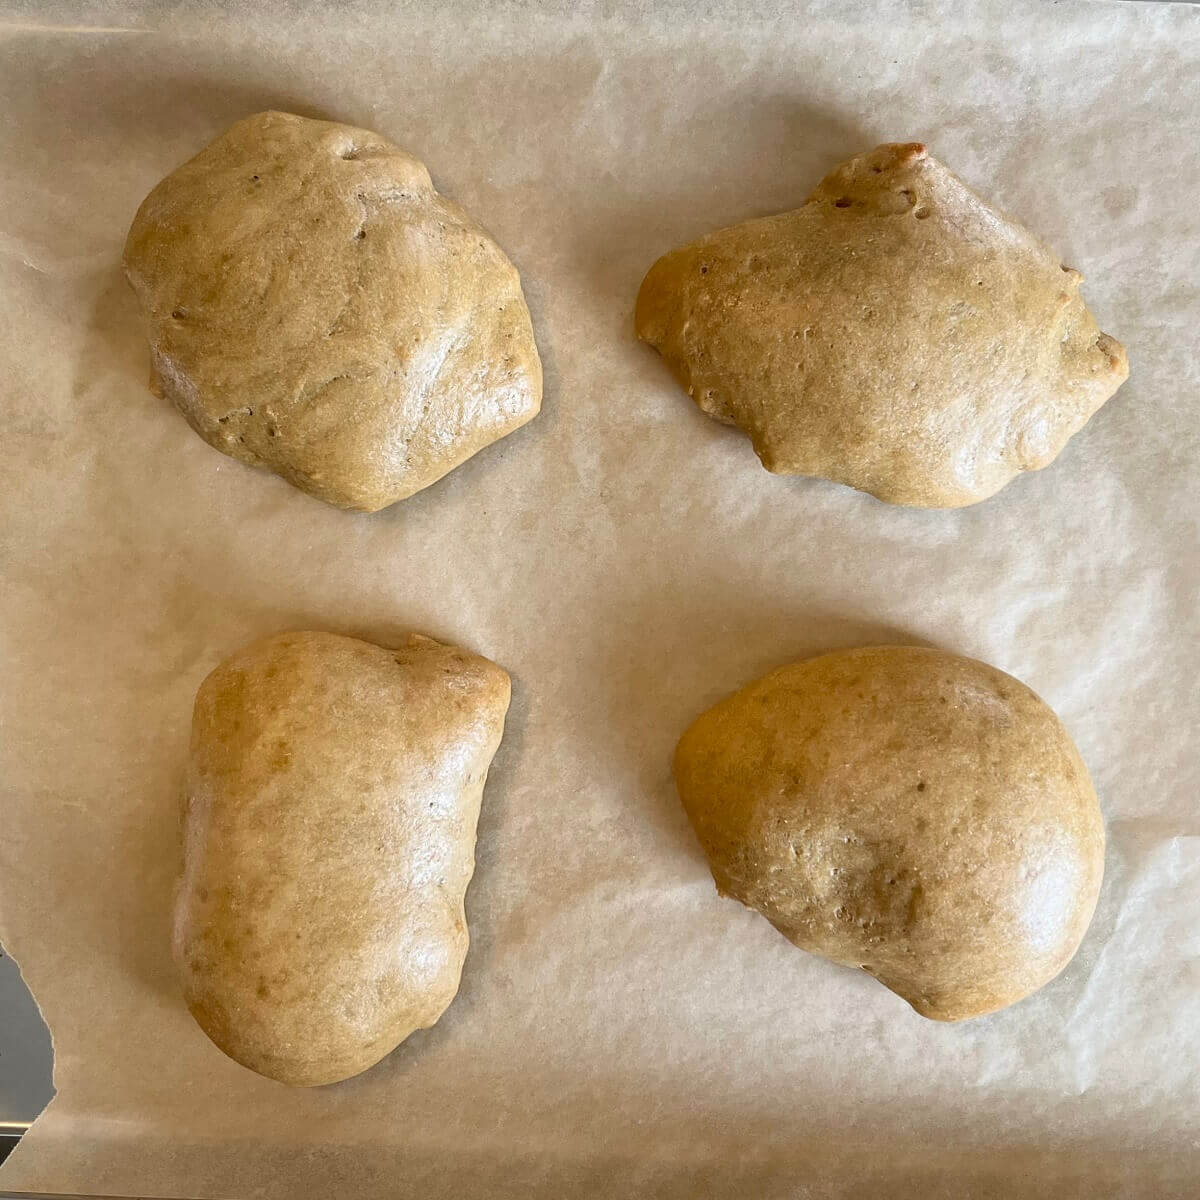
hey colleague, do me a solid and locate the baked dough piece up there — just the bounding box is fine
[174,631,510,1085]
[674,646,1104,1020]
[124,112,541,511]
[636,143,1128,507]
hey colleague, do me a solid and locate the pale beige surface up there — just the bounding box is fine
[1,1,1198,1197]
[675,646,1105,1021]
[124,111,542,511]
[636,143,1128,507]
[177,631,510,1086]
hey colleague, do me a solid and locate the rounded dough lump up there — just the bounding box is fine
[636,142,1128,507]
[124,111,541,511]
[174,630,510,1085]
[674,645,1104,1020]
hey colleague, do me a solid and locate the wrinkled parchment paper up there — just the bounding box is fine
[1,1,1198,1196]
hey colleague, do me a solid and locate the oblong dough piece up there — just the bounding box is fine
[174,630,510,1085]
[674,646,1104,1020]
[637,142,1128,507]
[124,111,542,511]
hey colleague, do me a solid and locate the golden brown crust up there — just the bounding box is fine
[674,646,1104,1020]
[174,630,510,1085]
[636,143,1128,507]
[124,112,541,511]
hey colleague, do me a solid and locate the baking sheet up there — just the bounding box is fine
[1,1,1198,1196]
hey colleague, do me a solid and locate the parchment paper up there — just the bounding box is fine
[1,1,1198,1196]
